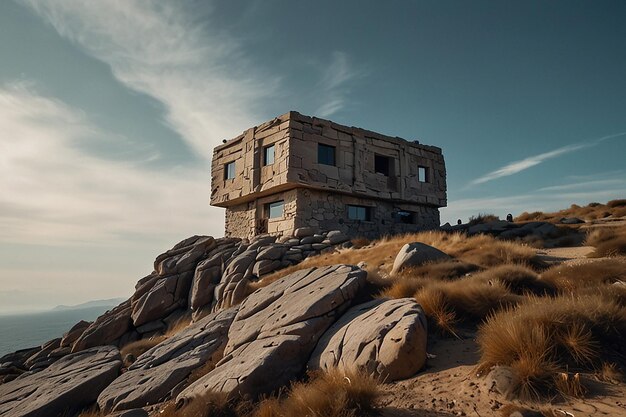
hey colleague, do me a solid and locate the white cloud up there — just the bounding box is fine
[470,132,626,185]
[315,51,360,118]
[0,83,223,246]
[20,0,277,157]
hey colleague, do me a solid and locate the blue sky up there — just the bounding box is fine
[1,1,625,312]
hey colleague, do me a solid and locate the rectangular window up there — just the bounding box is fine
[396,211,415,224]
[266,200,284,219]
[225,161,236,180]
[318,143,336,166]
[347,205,371,221]
[374,154,391,176]
[418,166,428,183]
[263,144,275,166]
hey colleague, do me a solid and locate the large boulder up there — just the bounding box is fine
[98,308,237,412]
[211,249,257,311]
[72,301,133,352]
[177,265,367,403]
[308,298,428,381]
[0,346,121,417]
[60,320,91,348]
[131,272,194,327]
[391,242,451,274]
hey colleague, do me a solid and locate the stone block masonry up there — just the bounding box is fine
[211,111,447,239]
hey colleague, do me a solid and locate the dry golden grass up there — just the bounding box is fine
[120,336,166,366]
[540,258,626,293]
[159,391,249,417]
[414,278,522,335]
[160,369,379,417]
[477,291,626,400]
[586,225,626,257]
[254,369,380,417]
[516,199,626,223]
[468,213,500,225]
[472,264,556,296]
[255,231,543,292]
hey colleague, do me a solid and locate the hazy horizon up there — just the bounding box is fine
[1,1,625,311]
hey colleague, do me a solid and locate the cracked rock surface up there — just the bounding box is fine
[0,346,121,417]
[308,298,428,381]
[98,308,236,412]
[177,265,366,402]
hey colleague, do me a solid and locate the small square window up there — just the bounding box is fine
[225,161,236,180]
[266,200,284,219]
[263,145,275,166]
[418,166,428,183]
[396,211,414,224]
[318,144,336,166]
[375,154,391,176]
[347,205,371,221]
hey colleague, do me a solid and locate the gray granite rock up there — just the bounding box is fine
[97,308,236,412]
[0,346,121,417]
[72,301,133,352]
[391,242,451,274]
[177,265,366,403]
[308,298,427,381]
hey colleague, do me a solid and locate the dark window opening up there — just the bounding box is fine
[395,211,415,224]
[375,154,391,176]
[418,166,428,183]
[266,200,284,219]
[225,161,236,180]
[263,145,275,166]
[318,144,336,166]
[347,205,372,221]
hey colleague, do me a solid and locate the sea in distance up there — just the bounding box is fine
[0,305,117,356]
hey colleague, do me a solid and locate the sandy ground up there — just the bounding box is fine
[377,243,626,417]
[378,332,626,417]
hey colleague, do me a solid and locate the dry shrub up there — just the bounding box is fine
[120,335,166,365]
[468,213,500,225]
[351,237,371,249]
[597,362,625,383]
[473,264,556,296]
[399,259,479,281]
[477,292,626,400]
[540,258,626,293]
[255,369,379,417]
[607,199,626,208]
[586,225,626,257]
[414,278,521,335]
[160,391,250,417]
[378,277,425,299]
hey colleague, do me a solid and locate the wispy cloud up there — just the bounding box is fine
[315,51,361,118]
[470,132,626,185]
[20,0,278,157]
[0,83,222,246]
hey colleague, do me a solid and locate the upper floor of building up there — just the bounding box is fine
[210,111,447,208]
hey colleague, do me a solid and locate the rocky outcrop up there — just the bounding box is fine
[131,236,217,327]
[309,298,428,381]
[391,242,451,274]
[0,346,121,417]
[72,300,133,353]
[98,308,237,412]
[177,265,367,402]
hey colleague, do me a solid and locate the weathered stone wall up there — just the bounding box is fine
[224,189,298,239]
[293,189,440,239]
[287,113,447,207]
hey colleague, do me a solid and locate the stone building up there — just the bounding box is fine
[211,111,447,239]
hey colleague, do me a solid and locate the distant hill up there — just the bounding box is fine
[52,298,125,312]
